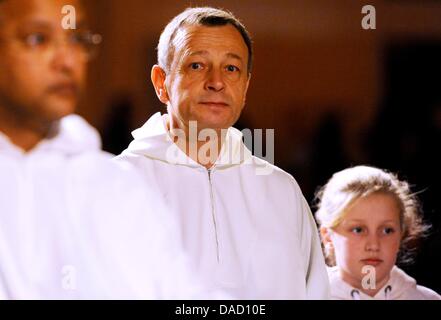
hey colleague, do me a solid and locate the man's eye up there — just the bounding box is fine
[69,31,94,47]
[226,65,239,72]
[69,32,87,45]
[189,63,203,70]
[24,33,48,47]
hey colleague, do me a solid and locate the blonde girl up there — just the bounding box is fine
[315,165,441,300]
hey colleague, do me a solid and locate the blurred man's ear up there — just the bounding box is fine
[151,65,169,104]
[245,75,251,93]
[241,75,251,110]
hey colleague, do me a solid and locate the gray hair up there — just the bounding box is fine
[157,7,253,75]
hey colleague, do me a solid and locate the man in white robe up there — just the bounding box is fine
[0,0,203,299]
[116,7,330,299]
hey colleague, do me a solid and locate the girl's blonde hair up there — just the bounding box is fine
[314,165,429,266]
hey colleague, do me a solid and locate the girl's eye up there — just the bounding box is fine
[383,227,395,235]
[226,65,239,72]
[351,227,363,234]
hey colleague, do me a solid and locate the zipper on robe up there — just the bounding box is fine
[207,168,220,263]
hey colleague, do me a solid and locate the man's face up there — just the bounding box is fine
[0,0,87,125]
[164,24,250,131]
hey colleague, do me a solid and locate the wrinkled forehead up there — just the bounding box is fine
[172,24,248,60]
[0,0,85,29]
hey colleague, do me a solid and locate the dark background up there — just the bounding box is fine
[79,0,441,294]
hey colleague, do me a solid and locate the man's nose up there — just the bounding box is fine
[51,41,81,75]
[365,234,380,252]
[205,68,225,92]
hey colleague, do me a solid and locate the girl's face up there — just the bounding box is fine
[325,192,403,294]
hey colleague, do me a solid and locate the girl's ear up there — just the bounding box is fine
[320,227,334,249]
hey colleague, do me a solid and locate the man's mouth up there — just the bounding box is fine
[47,83,79,98]
[199,101,229,107]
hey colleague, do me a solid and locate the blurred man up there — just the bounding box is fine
[0,0,202,299]
[116,7,329,299]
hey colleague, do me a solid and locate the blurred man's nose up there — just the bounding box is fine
[205,68,225,92]
[51,39,83,76]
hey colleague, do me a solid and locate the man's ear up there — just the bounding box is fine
[245,74,251,95]
[151,65,169,104]
[320,227,334,248]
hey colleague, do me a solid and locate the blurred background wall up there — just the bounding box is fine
[79,0,441,293]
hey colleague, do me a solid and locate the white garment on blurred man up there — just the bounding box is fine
[0,114,201,299]
[0,0,205,299]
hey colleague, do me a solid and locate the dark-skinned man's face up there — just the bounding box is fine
[0,0,88,125]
